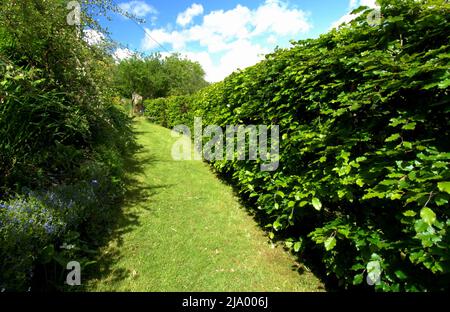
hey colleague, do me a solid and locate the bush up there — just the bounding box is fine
[144,0,450,291]
[0,1,136,290]
[0,182,93,290]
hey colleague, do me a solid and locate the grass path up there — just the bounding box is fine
[86,119,323,291]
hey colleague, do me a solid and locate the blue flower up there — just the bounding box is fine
[91,180,99,186]
[44,222,55,235]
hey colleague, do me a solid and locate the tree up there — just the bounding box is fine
[114,53,209,100]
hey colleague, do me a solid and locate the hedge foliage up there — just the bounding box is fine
[144,0,450,291]
[0,1,135,290]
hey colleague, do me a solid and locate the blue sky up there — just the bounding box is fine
[95,0,377,81]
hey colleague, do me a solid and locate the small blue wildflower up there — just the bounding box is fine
[44,222,55,235]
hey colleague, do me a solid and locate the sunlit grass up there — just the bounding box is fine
[86,119,324,291]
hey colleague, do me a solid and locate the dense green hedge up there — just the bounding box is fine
[144,95,193,128]
[144,0,450,291]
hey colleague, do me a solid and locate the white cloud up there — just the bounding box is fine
[213,40,269,81]
[176,3,204,27]
[141,28,187,51]
[141,0,312,82]
[83,29,105,46]
[201,5,253,40]
[349,0,359,8]
[181,40,269,82]
[331,0,379,29]
[119,1,157,18]
[252,0,311,36]
[113,48,135,62]
[267,35,277,45]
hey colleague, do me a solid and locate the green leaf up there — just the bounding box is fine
[385,133,401,142]
[296,201,307,208]
[420,207,436,226]
[324,237,336,251]
[434,196,448,206]
[438,78,450,89]
[403,210,416,217]
[311,198,322,211]
[353,273,364,285]
[394,270,408,280]
[414,220,429,233]
[293,242,302,252]
[402,141,413,149]
[437,182,450,194]
[402,122,417,130]
[273,219,282,231]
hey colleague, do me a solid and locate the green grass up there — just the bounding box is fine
[86,118,324,291]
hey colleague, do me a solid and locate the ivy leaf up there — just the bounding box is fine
[437,182,450,194]
[324,237,336,251]
[420,207,436,226]
[312,198,322,211]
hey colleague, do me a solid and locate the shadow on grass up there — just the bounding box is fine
[209,167,336,292]
[78,130,170,290]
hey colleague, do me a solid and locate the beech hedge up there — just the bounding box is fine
[144,0,450,291]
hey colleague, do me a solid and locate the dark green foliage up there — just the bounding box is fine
[145,0,450,291]
[0,0,135,290]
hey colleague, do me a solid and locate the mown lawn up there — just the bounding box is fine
[86,119,324,291]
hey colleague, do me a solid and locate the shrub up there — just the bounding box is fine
[0,1,135,290]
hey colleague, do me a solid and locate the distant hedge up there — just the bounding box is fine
[144,0,450,291]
